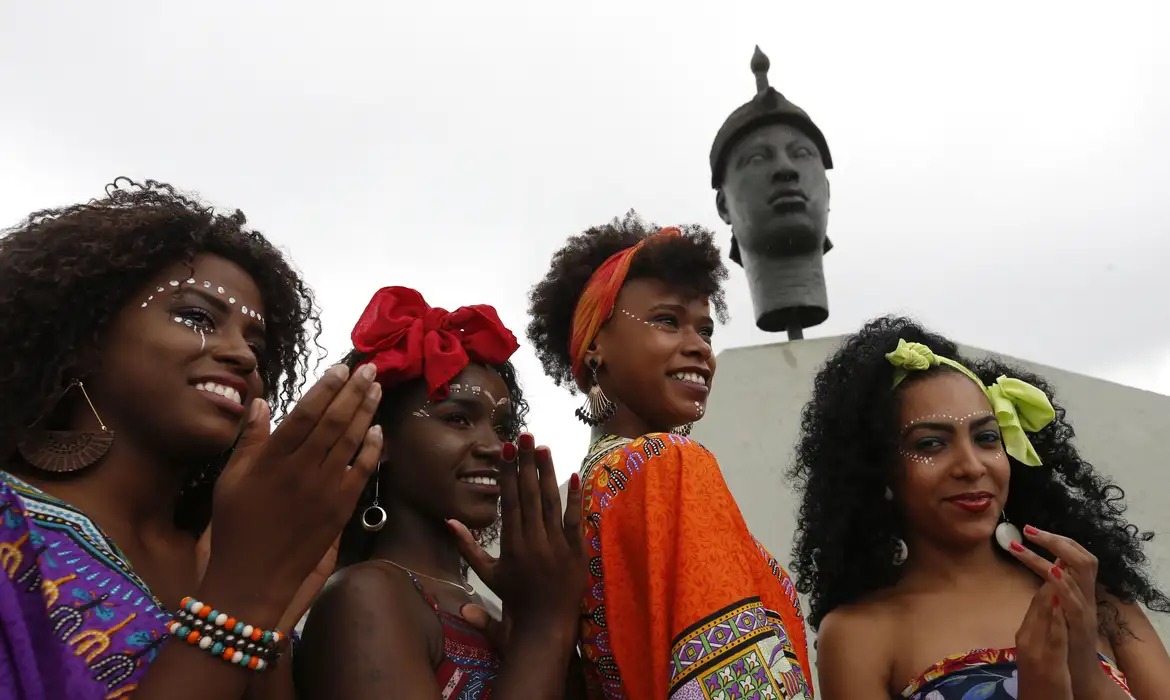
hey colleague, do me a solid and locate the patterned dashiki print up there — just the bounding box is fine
[404,571,498,699]
[900,647,1134,699]
[577,434,813,700]
[0,471,173,699]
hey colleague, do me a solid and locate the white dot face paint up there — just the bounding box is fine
[620,308,655,328]
[408,382,513,430]
[140,278,265,326]
[897,412,1001,467]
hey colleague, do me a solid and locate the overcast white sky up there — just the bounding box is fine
[2,0,1167,482]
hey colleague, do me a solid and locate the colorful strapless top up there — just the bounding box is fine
[900,647,1133,699]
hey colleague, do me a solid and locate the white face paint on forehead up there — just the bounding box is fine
[899,412,991,432]
[140,277,266,326]
[410,382,513,423]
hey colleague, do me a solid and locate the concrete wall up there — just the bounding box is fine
[690,336,1169,691]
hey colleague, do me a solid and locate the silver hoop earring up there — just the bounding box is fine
[994,509,1022,552]
[361,463,388,532]
[575,361,617,427]
[893,537,908,566]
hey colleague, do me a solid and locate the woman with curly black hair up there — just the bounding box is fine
[0,179,383,700]
[296,286,587,699]
[528,211,814,700]
[790,316,1170,700]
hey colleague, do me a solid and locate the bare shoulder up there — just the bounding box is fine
[295,562,440,699]
[815,597,899,700]
[304,561,421,633]
[819,596,899,655]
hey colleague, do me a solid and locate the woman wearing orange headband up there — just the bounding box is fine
[527,212,813,700]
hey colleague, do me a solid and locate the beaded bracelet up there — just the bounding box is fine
[170,609,275,670]
[169,596,286,671]
[180,597,285,647]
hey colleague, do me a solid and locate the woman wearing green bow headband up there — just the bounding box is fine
[788,317,1169,700]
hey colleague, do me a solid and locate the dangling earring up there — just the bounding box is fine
[360,463,388,532]
[893,538,908,566]
[575,359,616,427]
[17,380,114,473]
[994,509,1022,552]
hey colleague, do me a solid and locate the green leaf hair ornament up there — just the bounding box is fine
[885,339,1056,467]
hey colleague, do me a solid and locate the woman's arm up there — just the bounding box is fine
[295,566,443,699]
[816,608,892,700]
[1110,598,1170,699]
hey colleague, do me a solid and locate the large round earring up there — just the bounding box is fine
[17,380,114,473]
[361,463,388,532]
[575,360,617,427]
[994,510,1022,552]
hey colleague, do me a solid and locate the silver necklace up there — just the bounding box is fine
[378,559,475,595]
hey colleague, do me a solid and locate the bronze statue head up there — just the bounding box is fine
[710,46,834,335]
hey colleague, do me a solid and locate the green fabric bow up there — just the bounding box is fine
[884,339,1055,466]
[986,376,1056,467]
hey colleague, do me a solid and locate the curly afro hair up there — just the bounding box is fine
[527,210,729,391]
[336,352,530,569]
[788,316,1169,638]
[0,178,322,534]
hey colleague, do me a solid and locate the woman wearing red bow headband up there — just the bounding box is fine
[527,212,814,700]
[295,286,588,700]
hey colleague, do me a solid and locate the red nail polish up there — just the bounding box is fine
[1024,524,1039,536]
[501,442,516,461]
[1010,541,1025,552]
[518,433,535,450]
[570,473,581,490]
[1051,566,1062,579]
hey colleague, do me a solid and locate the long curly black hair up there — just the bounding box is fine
[527,210,729,391]
[789,316,1169,637]
[336,353,530,569]
[0,178,322,534]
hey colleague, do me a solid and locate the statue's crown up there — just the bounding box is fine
[709,46,833,189]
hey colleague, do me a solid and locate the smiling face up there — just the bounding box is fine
[893,370,1011,548]
[590,277,716,433]
[717,122,830,259]
[380,363,512,530]
[90,253,267,459]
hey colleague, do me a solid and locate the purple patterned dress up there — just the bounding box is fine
[0,471,172,699]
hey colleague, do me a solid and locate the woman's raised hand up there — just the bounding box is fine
[1015,579,1074,700]
[198,364,383,630]
[449,432,588,650]
[1009,525,1116,698]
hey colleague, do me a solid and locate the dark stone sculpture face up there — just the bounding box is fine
[716,122,829,260]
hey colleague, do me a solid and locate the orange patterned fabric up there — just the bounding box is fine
[577,434,813,699]
[568,227,682,385]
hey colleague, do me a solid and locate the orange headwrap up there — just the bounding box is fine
[568,226,682,385]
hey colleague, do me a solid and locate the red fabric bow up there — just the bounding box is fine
[351,286,519,398]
